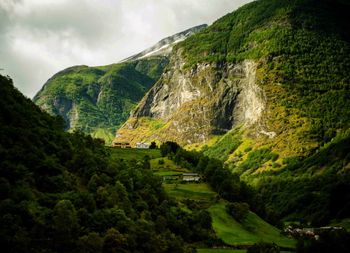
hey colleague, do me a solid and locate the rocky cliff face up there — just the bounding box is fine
[116,50,266,145]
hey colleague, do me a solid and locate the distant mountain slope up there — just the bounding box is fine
[34,57,168,143]
[33,25,206,144]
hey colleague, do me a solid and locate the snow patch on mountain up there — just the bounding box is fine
[120,24,207,62]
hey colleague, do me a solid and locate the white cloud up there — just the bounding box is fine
[0,0,253,98]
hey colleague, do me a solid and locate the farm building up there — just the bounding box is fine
[182,173,201,182]
[112,141,131,148]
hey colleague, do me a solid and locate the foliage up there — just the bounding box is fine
[203,129,242,161]
[149,141,157,149]
[239,148,279,172]
[33,57,168,144]
[296,229,350,253]
[226,202,250,222]
[247,242,280,253]
[160,141,181,157]
[160,141,266,219]
[0,75,214,253]
[255,130,350,225]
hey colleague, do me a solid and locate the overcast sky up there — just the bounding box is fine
[0,0,252,98]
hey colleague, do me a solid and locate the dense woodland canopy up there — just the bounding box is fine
[0,75,219,253]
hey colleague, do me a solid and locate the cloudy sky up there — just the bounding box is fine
[0,0,252,98]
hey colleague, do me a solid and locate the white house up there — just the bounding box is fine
[136,142,150,149]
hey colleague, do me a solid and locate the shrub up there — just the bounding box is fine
[247,242,280,253]
[226,202,250,222]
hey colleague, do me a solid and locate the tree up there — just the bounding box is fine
[53,199,78,250]
[160,141,180,157]
[149,141,157,149]
[247,242,280,253]
[226,202,250,222]
[53,200,78,235]
[78,232,103,253]
[103,228,128,253]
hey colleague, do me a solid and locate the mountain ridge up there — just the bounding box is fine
[120,24,207,62]
[33,24,206,143]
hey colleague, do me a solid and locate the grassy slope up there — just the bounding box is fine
[163,183,217,202]
[209,202,294,248]
[151,158,295,248]
[109,147,161,161]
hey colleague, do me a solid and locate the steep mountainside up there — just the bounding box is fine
[34,25,206,144]
[117,0,350,155]
[116,0,350,223]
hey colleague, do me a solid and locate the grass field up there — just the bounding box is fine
[163,183,217,201]
[208,202,295,248]
[109,147,161,161]
[151,157,188,171]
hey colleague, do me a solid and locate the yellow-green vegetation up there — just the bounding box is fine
[115,117,166,146]
[151,157,186,170]
[203,128,243,162]
[209,202,295,248]
[91,128,115,145]
[109,147,161,161]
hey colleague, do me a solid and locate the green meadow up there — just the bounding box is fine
[208,202,295,248]
[109,147,161,161]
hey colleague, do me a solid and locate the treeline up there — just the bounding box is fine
[0,75,215,253]
[160,141,274,223]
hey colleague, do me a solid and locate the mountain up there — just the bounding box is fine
[120,24,207,62]
[115,0,350,224]
[33,25,207,144]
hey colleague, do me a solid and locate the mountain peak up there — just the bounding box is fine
[120,24,207,62]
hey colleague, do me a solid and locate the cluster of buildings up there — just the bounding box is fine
[163,173,202,183]
[112,141,150,149]
[283,226,345,240]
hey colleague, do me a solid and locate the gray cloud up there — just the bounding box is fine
[0,0,252,98]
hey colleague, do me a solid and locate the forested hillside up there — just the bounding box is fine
[33,57,168,144]
[0,75,217,253]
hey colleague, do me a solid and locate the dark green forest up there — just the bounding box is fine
[0,75,217,253]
